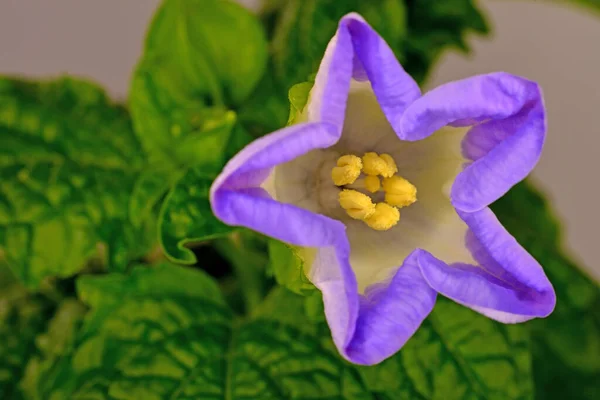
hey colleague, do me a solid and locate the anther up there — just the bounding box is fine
[379,154,398,177]
[382,176,417,208]
[365,203,400,231]
[338,189,376,220]
[362,152,397,178]
[332,155,362,186]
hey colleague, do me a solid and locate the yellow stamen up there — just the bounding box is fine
[362,152,396,177]
[382,176,417,208]
[332,154,362,186]
[379,154,398,177]
[364,175,381,193]
[365,203,400,231]
[338,189,376,220]
[332,153,415,231]
[362,152,387,176]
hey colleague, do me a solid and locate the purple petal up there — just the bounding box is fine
[210,121,348,245]
[211,122,361,350]
[417,208,555,323]
[310,246,358,353]
[212,122,338,192]
[343,14,422,128]
[306,15,354,130]
[400,73,546,212]
[307,13,421,133]
[343,251,437,365]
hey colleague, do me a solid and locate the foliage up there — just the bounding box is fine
[0,77,156,287]
[0,0,598,399]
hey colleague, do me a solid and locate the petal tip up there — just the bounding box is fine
[416,246,557,324]
[398,113,433,142]
[536,287,557,318]
[340,12,367,25]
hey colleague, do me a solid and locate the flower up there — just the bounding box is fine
[210,13,555,365]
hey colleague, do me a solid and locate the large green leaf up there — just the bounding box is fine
[33,264,531,399]
[260,290,532,400]
[129,0,268,167]
[31,264,231,399]
[0,77,155,286]
[145,0,267,106]
[492,183,600,399]
[0,263,53,399]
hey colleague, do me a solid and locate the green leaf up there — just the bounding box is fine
[129,0,268,166]
[287,81,313,125]
[35,263,531,399]
[492,182,600,399]
[0,77,155,286]
[146,0,267,106]
[35,264,231,399]
[157,119,254,264]
[129,168,179,229]
[399,298,532,399]
[267,239,315,295]
[237,70,290,136]
[0,263,53,399]
[19,299,86,400]
[256,290,532,399]
[158,166,234,264]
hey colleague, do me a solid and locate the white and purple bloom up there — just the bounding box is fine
[210,13,555,365]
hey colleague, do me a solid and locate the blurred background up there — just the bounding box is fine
[1,0,598,280]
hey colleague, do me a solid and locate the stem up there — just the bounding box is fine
[214,232,269,315]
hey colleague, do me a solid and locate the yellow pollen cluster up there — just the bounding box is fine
[332,152,417,231]
[382,176,417,208]
[331,155,362,186]
[362,152,398,178]
[339,189,375,220]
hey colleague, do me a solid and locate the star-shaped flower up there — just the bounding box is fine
[210,13,555,365]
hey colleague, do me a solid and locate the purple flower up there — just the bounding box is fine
[210,13,555,365]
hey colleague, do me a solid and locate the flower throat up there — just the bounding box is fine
[331,152,417,231]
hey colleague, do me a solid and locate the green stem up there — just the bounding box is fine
[214,232,269,315]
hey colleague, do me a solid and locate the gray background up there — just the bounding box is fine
[1,0,598,280]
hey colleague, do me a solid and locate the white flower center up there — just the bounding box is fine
[270,81,476,292]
